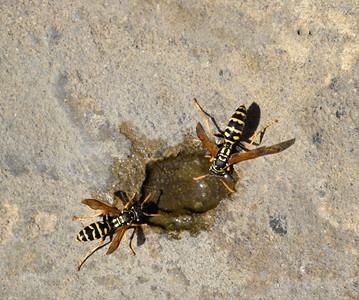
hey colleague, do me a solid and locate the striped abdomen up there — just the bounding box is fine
[209,105,246,176]
[76,221,112,242]
[223,105,246,146]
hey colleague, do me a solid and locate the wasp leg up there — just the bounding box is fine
[123,230,136,256]
[246,120,278,149]
[77,239,106,271]
[193,98,224,137]
[235,143,250,153]
[73,211,105,220]
[127,225,151,250]
[127,227,139,253]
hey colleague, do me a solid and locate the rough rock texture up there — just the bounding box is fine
[1,1,358,299]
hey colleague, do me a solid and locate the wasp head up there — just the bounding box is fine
[209,158,228,176]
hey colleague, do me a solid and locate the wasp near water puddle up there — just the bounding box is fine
[192,98,295,192]
[73,192,159,271]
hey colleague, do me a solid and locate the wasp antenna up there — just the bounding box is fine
[142,193,152,205]
[218,177,235,193]
[124,193,137,210]
[193,174,209,180]
[143,212,162,217]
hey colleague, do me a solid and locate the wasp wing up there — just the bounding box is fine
[196,122,218,158]
[228,147,267,165]
[228,138,296,165]
[106,224,129,255]
[261,138,296,155]
[82,199,122,215]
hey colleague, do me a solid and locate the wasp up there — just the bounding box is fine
[192,98,295,191]
[73,192,159,271]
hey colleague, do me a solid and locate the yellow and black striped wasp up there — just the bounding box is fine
[73,192,159,271]
[192,98,295,191]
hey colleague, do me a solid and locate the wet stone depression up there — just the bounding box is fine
[140,148,238,235]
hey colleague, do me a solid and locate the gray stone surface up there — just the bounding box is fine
[1,1,358,299]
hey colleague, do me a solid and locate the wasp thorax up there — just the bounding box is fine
[116,210,136,225]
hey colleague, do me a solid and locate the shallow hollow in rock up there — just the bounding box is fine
[141,149,238,234]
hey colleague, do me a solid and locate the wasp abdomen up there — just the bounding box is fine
[223,105,246,145]
[76,221,112,242]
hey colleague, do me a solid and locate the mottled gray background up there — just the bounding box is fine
[1,1,358,299]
